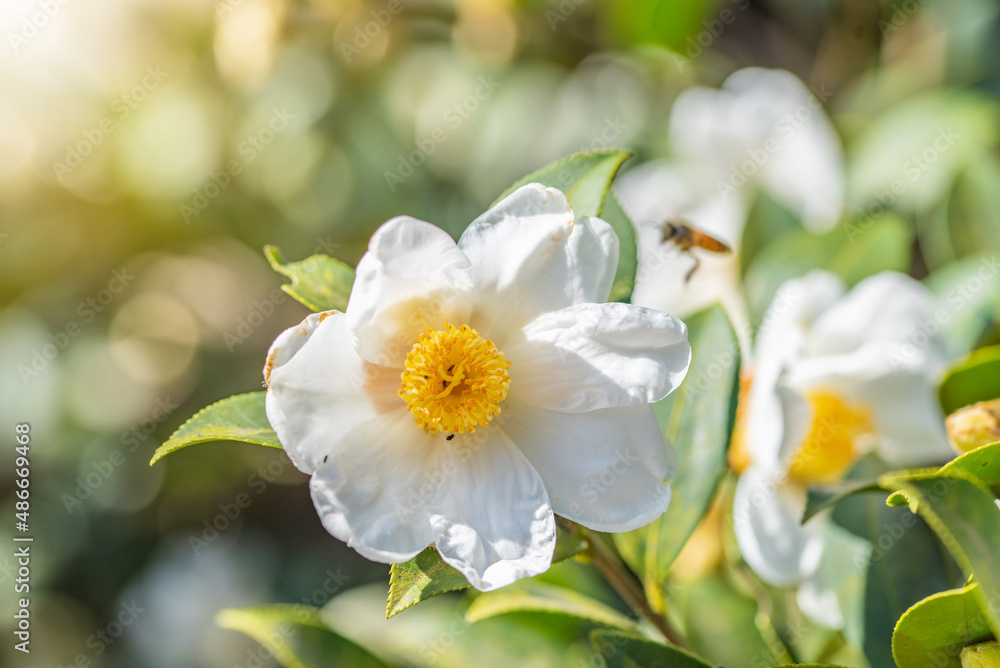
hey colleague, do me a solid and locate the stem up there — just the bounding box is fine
[576,524,689,649]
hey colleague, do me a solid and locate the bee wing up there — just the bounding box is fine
[690,230,731,253]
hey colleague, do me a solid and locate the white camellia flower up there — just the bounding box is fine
[619,68,845,322]
[731,270,953,628]
[263,184,691,591]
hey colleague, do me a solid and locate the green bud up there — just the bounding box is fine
[946,399,1000,454]
[961,640,1000,668]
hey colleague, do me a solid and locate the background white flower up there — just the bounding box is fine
[618,67,845,322]
[731,270,953,628]
[263,184,691,591]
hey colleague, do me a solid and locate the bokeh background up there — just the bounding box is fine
[1,0,999,666]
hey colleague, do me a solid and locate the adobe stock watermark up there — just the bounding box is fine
[51,65,169,182]
[188,456,290,555]
[231,595,351,668]
[879,0,929,38]
[8,0,72,53]
[56,599,145,668]
[179,107,295,224]
[383,76,501,191]
[61,397,179,514]
[845,125,960,244]
[17,268,135,385]
[671,0,751,67]
[337,0,410,63]
[223,289,289,352]
[888,254,999,371]
[716,84,834,201]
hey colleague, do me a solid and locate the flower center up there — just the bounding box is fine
[787,390,875,485]
[398,324,510,435]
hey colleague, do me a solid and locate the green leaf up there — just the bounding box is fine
[216,605,388,668]
[598,191,639,303]
[892,584,995,668]
[385,525,587,618]
[802,481,885,523]
[940,441,1000,489]
[614,305,740,608]
[495,149,630,217]
[264,245,354,313]
[940,345,1000,415]
[495,150,638,302]
[669,574,772,668]
[879,471,1000,636]
[465,580,637,631]
[588,630,713,668]
[831,455,955,668]
[149,393,280,465]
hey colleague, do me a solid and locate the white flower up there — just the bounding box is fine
[619,68,845,319]
[263,184,691,591]
[731,270,952,628]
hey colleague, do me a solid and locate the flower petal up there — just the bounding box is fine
[502,402,674,532]
[505,302,690,412]
[347,216,475,367]
[308,409,442,563]
[265,311,400,475]
[732,467,824,587]
[429,428,556,591]
[458,183,618,343]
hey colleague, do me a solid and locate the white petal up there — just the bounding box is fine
[505,302,690,412]
[797,522,872,634]
[346,216,474,367]
[849,371,952,466]
[804,271,944,376]
[732,467,824,587]
[309,409,441,563]
[458,183,618,343]
[429,428,555,591]
[265,312,401,475]
[502,402,674,532]
[620,165,748,319]
[670,68,844,231]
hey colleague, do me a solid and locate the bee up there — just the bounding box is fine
[659,219,732,282]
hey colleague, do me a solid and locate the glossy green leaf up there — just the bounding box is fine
[465,580,636,631]
[264,245,354,313]
[879,471,1000,636]
[588,630,713,668]
[149,393,280,465]
[386,525,587,618]
[614,305,739,608]
[216,605,388,668]
[939,441,1000,489]
[495,150,637,302]
[939,345,1000,415]
[892,584,995,668]
[831,455,955,668]
[494,149,630,218]
[669,574,772,668]
[598,190,639,302]
[802,481,885,523]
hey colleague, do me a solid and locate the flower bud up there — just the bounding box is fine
[946,399,1000,454]
[961,640,1000,668]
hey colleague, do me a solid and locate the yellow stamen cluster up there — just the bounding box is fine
[398,324,510,435]
[787,390,874,485]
